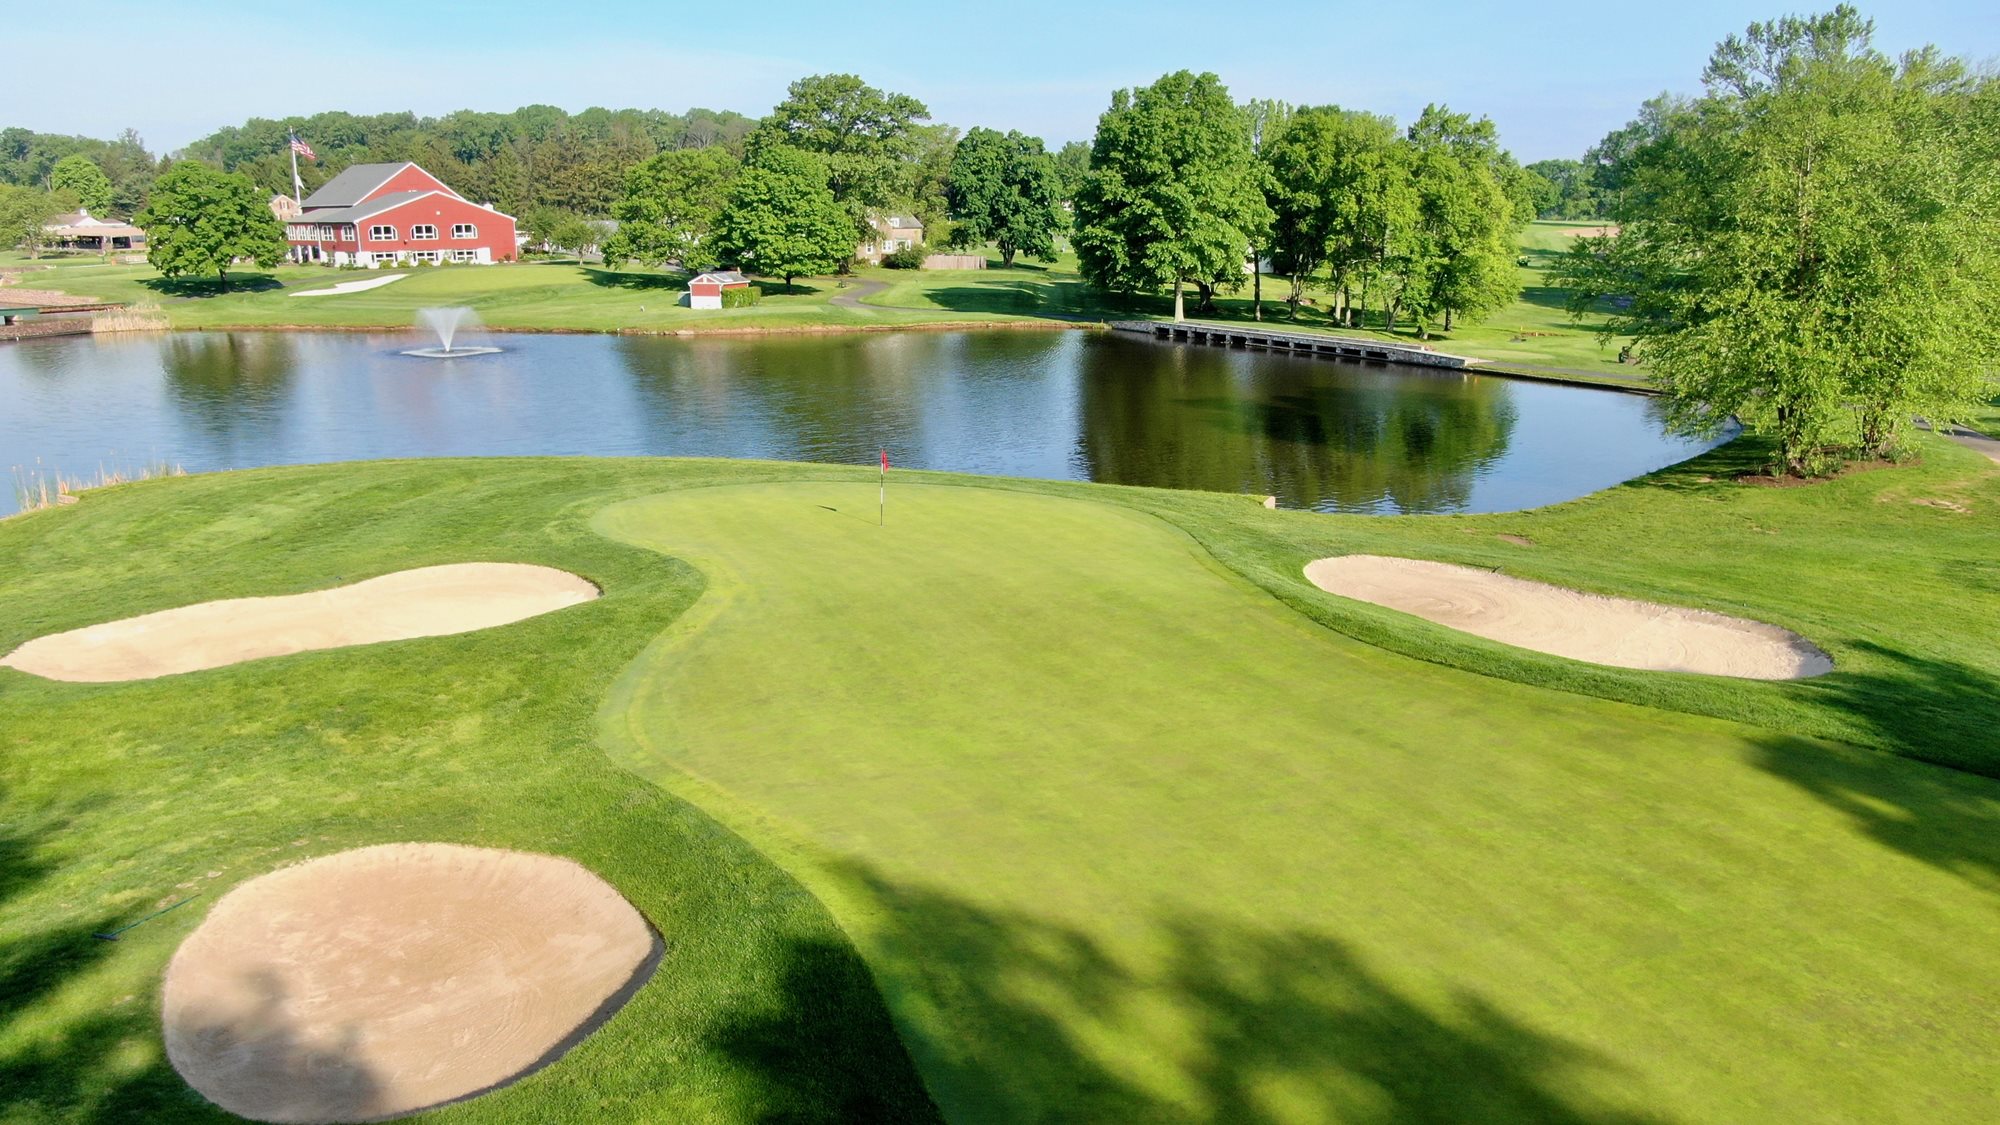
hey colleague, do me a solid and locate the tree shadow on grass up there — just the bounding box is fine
[582,267,687,292]
[1793,641,2000,781]
[1752,733,2000,894]
[703,935,943,1124]
[917,283,1119,321]
[138,274,284,298]
[713,861,1665,1124]
[0,796,222,1119]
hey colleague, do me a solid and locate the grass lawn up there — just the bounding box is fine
[0,253,1022,335]
[1,223,1634,376]
[4,438,1994,1122]
[863,224,1640,379]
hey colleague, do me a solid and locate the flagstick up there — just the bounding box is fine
[879,451,886,527]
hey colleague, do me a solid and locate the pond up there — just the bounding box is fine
[0,328,1718,516]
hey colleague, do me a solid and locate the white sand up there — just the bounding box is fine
[163,843,660,1124]
[1304,555,1831,680]
[289,275,408,297]
[0,563,598,682]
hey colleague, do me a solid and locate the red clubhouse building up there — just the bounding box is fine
[283,162,517,267]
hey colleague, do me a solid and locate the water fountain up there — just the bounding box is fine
[403,307,502,358]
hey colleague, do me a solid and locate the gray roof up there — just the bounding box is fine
[691,270,751,284]
[301,163,412,208]
[879,215,922,229]
[293,191,432,224]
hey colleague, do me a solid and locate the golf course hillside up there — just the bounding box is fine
[3,440,1997,1122]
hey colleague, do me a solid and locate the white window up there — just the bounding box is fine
[411,224,438,240]
[452,223,477,239]
[341,225,356,241]
[450,248,478,262]
[368,224,397,241]
[411,250,439,263]
[373,251,399,266]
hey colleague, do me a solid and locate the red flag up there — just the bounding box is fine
[289,136,316,160]
[880,449,889,472]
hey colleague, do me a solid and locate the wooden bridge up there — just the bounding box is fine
[1111,320,1475,371]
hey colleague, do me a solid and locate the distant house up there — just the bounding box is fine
[686,270,751,309]
[856,214,922,263]
[45,210,145,251]
[268,195,302,221]
[282,162,517,267]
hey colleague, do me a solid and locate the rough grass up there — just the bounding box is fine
[0,459,939,1124]
[2,443,1996,1122]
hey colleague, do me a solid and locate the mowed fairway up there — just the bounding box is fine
[597,482,1999,1124]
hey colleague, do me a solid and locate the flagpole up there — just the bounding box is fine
[879,449,886,527]
[289,137,303,207]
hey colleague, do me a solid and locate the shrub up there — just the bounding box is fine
[882,244,927,270]
[720,285,761,308]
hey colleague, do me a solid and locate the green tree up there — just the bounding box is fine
[1401,106,1519,336]
[1051,140,1090,203]
[1263,107,1408,325]
[1240,98,1291,320]
[1525,158,1604,219]
[134,160,285,289]
[603,146,740,270]
[748,74,930,236]
[0,184,64,258]
[1074,70,1272,321]
[548,215,601,259]
[713,147,854,290]
[49,154,113,215]
[946,128,1063,266]
[1560,6,2000,473]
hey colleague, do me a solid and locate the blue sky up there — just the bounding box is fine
[16,0,1998,162]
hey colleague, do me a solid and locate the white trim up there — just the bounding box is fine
[452,222,477,239]
[411,224,438,240]
[368,223,397,241]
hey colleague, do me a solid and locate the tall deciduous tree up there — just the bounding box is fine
[134,160,285,289]
[1262,106,1407,324]
[603,146,740,271]
[1560,6,2000,473]
[748,74,930,237]
[1240,98,1291,319]
[0,184,64,258]
[49,154,114,215]
[1051,141,1090,204]
[1074,70,1272,321]
[1402,106,1519,336]
[946,128,1063,267]
[713,147,853,290]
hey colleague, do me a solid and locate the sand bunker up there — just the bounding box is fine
[1305,555,1830,680]
[0,563,597,682]
[163,843,660,1124]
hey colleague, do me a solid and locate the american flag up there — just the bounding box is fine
[288,135,316,160]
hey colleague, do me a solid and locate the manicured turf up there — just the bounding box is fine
[0,254,1011,334]
[2,442,1996,1122]
[596,475,1998,1123]
[2,222,1637,374]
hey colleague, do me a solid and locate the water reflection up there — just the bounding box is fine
[162,334,297,452]
[0,330,1715,516]
[1074,338,1518,513]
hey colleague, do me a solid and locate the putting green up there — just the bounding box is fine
[596,482,1999,1123]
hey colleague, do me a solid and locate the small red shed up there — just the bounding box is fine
[686,271,752,309]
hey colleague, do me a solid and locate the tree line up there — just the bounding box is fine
[1560,5,1999,475]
